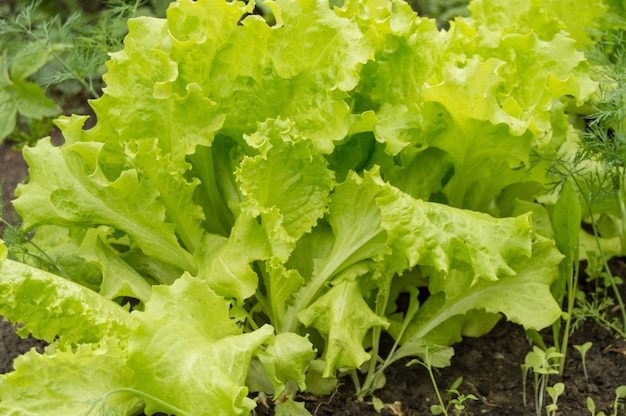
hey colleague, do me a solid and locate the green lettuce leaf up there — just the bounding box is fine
[126,139,206,254]
[280,170,389,334]
[298,280,388,377]
[0,340,142,416]
[91,15,225,166]
[346,0,596,212]
[13,138,195,272]
[195,212,270,302]
[239,128,335,257]
[128,273,275,416]
[208,0,374,152]
[254,332,316,396]
[397,234,563,349]
[78,228,152,303]
[375,168,533,282]
[0,241,132,346]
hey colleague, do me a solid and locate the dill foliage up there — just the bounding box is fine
[546,4,626,336]
[0,0,168,144]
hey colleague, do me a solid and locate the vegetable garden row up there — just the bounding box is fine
[1,0,626,415]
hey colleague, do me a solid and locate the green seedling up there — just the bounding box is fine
[407,352,476,416]
[443,377,478,416]
[429,377,478,416]
[522,346,564,416]
[587,386,626,416]
[574,342,593,381]
[545,382,565,416]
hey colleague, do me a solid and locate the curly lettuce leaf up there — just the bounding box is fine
[375,169,533,282]
[78,228,152,303]
[92,0,374,158]
[280,170,389,334]
[128,273,275,416]
[126,139,206,254]
[253,332,316,396]
[347,0,596,212]
[239,128,335,255]
[13,138,195,272]
[298,280,388,377]
[0,241,132,346]
[90,14,226,167]
[195,212,270,302]
[469,0,608,48]
[397,234,563,349]
[0,340,142,416]
[208,0,374,152]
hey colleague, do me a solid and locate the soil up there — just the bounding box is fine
[1,139,626,416]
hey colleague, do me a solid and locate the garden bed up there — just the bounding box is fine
[2,1,626,415]
[1,140,625,415]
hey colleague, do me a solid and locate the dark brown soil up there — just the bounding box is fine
[0,140,28,227]
[282,318,626,416]
[1,139,626,416]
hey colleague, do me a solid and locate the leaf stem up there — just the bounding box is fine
[87,388,193,416]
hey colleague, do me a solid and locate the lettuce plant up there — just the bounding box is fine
[0,0,599,414]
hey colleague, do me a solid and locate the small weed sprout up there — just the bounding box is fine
[522,346,564,416]
[545,382,565,416]
[428,377,477,416]
[407,352,476,416]
[587,386,626,416]
[574,342,593,381]
[444,377,478,416]
[614,386,626,415]
[588,396,603,416]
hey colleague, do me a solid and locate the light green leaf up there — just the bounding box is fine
[375,169,533,282]
[0,340,142,416]
[13,138,195,272]
[256,332,316,395]
[92,15,225,165]
[423,57,517,133]
[384,146,454,201]
[239,130,335,246]
[196,212,270,302]
[266,262,306,332]
[282,171,389,333]
[399,235,563,348]
[274,397,312,416]
[298,280,388,377]
[129,273,275,416]
[26,224,102,292]
[126,138,206,253]
[0,244,132,346]
[552,181,581,261]
[79,228,152,303]
[210,0,373,151]
[304,359,338,396]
